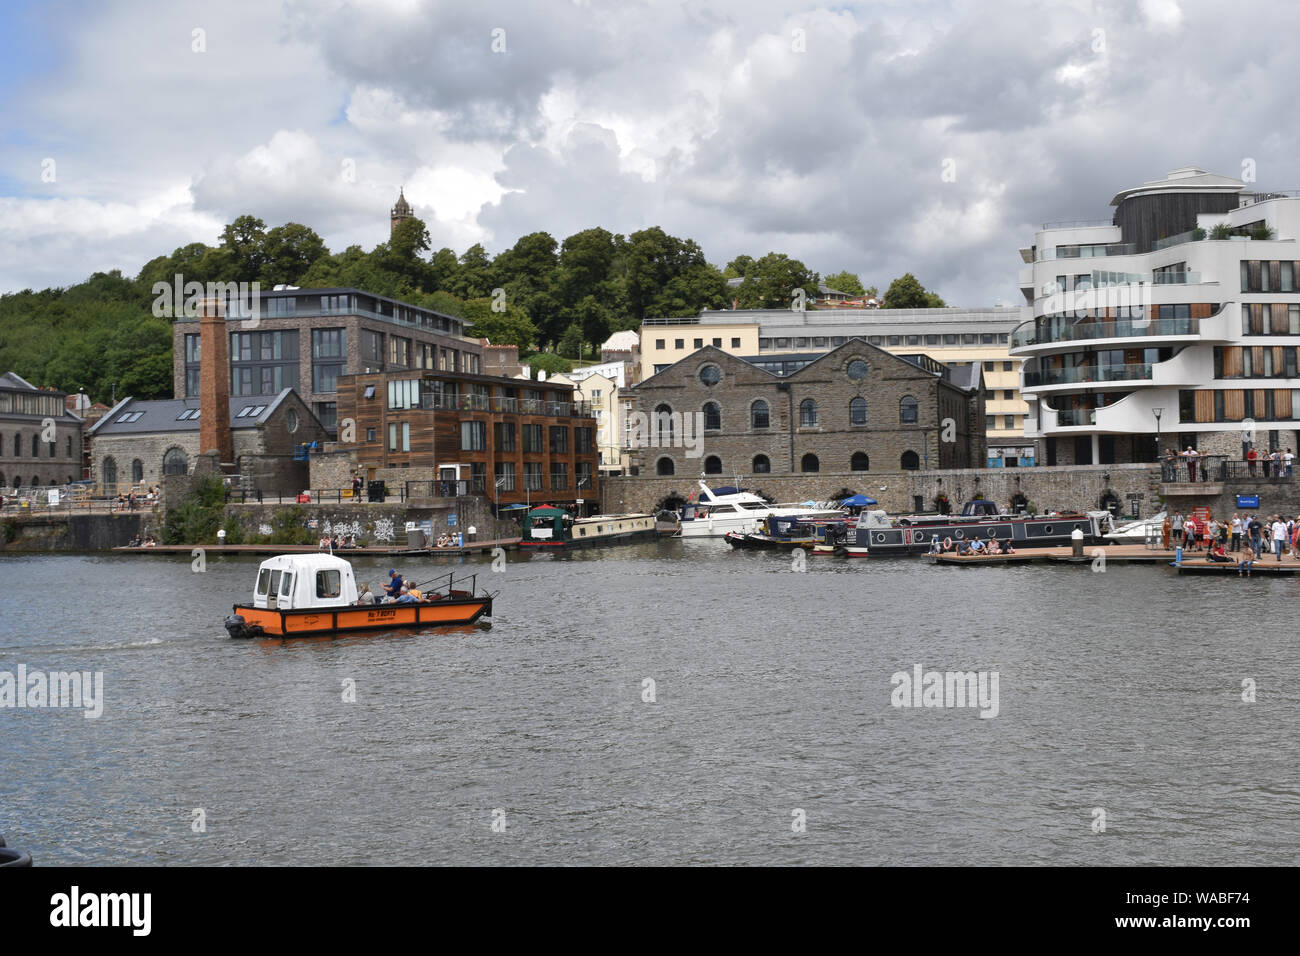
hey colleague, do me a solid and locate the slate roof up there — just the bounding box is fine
[89,389,296,436]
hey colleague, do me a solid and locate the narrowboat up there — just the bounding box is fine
[724,515,844,550]
[519,506,657,550]
[837,500,1105,557]
[224,554,493,639]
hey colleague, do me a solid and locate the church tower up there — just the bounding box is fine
[391,188,413,235]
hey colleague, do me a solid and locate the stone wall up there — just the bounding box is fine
[602,463,1163,517]
[223,498,518,543]
[0,512,146,551]
[1162,475,1300,520]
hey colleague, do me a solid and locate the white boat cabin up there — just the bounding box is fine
[251,554,359,610]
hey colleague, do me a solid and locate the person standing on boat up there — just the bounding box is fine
[384,569,404,600]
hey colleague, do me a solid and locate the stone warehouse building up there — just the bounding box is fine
[625,341,985,479]
[89,389,329,495]
[172,287,484,436]
[0,372,85,489]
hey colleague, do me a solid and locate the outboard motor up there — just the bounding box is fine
[224,614,251,639]
[0,833,32,867]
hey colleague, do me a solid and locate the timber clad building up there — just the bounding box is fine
[336,370,600,508]
[626,340,985,479]
[172,287,483,436]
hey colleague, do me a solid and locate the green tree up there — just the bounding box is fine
[723,255,755,279]
[218,215,269,282]
[882,273,946,309]
[558,323,585,359]
[462,296,538,349]
[492,232,562,347]
[448,243,494,299]
[623,227,726,321]
[259,223,328,286]
[823,270,867,297]
[526,351,573,376]
[734,252,819,309]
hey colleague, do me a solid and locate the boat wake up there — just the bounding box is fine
[0,637,164,654]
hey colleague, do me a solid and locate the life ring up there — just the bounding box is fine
[875,532,887,543]
[955,529,965,539]
[943,537,953,550]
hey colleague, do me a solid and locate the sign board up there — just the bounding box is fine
[1130,499,1140,518]
[447,513,457,527]
[576,498,584,506]
[1237,495,1260,509]
[48,490,60,505]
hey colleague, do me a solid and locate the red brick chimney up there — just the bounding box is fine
[198,297,233,464]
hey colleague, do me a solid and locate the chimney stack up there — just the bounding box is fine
[198,297,233,465]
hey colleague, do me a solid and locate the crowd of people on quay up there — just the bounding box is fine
[1164,512,1300,574]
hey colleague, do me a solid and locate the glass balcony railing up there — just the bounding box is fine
[1011,317,1200,349]
[1035,243,1136,262]
[418,393,592,417]
[1023,364,1153,387]
[1054,408,1097,426]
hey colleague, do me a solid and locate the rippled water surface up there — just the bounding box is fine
[2,542,1297,865]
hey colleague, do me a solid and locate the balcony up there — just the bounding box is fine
[1011,317,1200,349]
[1034,242,1136,262]
[1023,364,1153,389]
[418,393,593,417]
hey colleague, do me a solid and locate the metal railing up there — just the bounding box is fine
[1157,456,1296,484]
[1011,317,1200,349]
[224,486,408,504]
[1040,219,1115,230]
[1023,363,1153,387]
[419,393,593,417]
[403,479,486,499]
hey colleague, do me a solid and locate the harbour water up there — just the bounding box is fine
[2,542,1297,866]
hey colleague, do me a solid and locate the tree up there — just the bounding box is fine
[448,244,494,299]
[823,270,867,297]
[218,215,269,282]
[623,227,726,320]
[429,247,460,291]
[492,232,562,347]
[259,223,328,287]
[558,323,585,359]
[723,255,755,279]
[882,273,946,309]
[462,296,539,349]
[526,351,573,377]
[734,252,819,309]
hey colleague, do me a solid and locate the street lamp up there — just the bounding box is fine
[1152,407,1164,467]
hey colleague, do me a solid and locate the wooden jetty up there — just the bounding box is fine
[930,543,1183,566]
[1172,556,1300,576]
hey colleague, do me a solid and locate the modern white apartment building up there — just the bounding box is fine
[550,359,630,475]
[641,307,1030,466]
[1013,166,1300,468]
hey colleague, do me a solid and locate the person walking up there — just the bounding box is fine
[1272,515,1287,561]
[1230,513,1242,552]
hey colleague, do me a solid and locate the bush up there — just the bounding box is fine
[221,514,246,545]
[161,475,226,544]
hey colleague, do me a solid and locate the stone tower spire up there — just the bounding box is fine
[391,188,413,235]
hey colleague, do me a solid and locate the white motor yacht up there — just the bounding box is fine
[671,480,845,538]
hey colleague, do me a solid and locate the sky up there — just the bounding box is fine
[2,0,1298,307]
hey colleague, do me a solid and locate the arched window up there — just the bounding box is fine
[704,455,722,474]
[132,459,144,483]
[851,452,869,471]
[900,450,920,470]
[102,457,117,487]
[801,453,820,473]
[162,447,189,476]
[12,433,19,457]
[654,404,674,445]
[899,395,919,424]
[31,434,39,456]
[850,397,867,426]
[799,399,818,427]
[31,476,39,488]
[751,400,770,429]
[752,454,771,473]
[656,456,675,476]
[703,401,721,431]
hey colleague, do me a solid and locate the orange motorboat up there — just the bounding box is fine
[224,554,493,639]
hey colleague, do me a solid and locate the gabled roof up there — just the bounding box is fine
[90,389,305,436]
[0,371,36,390]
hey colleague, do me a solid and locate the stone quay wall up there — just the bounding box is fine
[602,463,1164,517]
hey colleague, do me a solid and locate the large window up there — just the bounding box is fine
[522,424,544,453]
[549,426,569,454]
[575,427,594,453]
[751,400,770,429]
[901,450,920,470]
[523,461,544,490]
[851,452,869,471]
[461,421,487,451]
[388,422,411,452]
[361,329,384,366]
[703,402,721,431]
[801,453,819,472]
[752,454,770,473]
[656,457,674,476]
[311,329,345,394]
[704,455,722,474]
[494,461,515,492]
[162,447,189,476]
[549,463,568,490]
[799,399,818,427]
[495,422,516,452]
[102,457,117,486]
[389,336,410,367]
[131,459,143,482]
[654,404,674,445]
[850,397,867,426]
[899,396,919,424]
[388,379,421,409]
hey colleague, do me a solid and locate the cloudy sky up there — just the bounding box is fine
[2,0,1297,306]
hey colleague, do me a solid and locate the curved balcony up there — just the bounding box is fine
[1011,316,1201,350]
[1023,364,1153,390]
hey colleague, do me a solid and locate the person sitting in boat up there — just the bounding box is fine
[406,583,423,601]
[396,585,418,604]
[356,584,375,605]
[1002,539,1015,554]
[968,538,987,555]
[384,569,404,600]
[987,539,1002,555]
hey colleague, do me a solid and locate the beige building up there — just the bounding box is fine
[641,307,1030,465]
[550,359,631,474]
